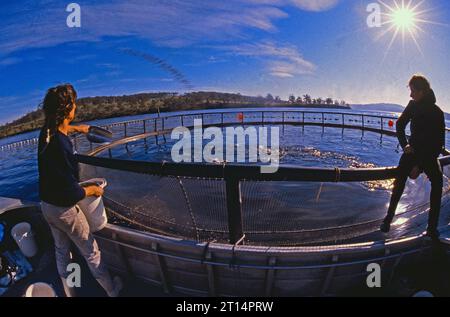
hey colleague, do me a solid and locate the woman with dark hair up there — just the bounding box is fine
[38,84,122,297]
[380,75,446,240]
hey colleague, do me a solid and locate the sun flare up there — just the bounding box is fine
[377,0,436,58]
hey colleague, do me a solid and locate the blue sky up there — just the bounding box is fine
[1,0,450,124]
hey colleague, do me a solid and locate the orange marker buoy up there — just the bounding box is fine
[388,120,394,128]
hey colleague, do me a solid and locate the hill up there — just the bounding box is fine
[0,91,350,138]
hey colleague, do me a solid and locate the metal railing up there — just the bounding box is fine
[1,109,400,151]
[0,138,39,151]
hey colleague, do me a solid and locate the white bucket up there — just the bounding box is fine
[78,178,108,232]
[25,283,56,297]
[11,222,38,258]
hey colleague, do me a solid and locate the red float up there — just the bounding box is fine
[388,120,394,128]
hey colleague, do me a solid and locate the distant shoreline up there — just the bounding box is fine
[0,104,351,138]
[0,96,351,139]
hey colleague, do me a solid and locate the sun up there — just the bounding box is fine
[376,0,435,58]
[390,6,417,30]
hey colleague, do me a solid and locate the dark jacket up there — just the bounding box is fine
[38,128,86,207]
[396,89,446,160]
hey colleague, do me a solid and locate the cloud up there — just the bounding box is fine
[289,0,340,12]
[96,63,120,70]
[215,41,316,77]
[0,0,288,54]
[0,57,22,67]
[0,0,340,55]
[0,93,43,124]
[0,96,22,108]
[245,0,340,12]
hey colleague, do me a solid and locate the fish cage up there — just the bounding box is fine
[75,110,450,245]
[74,109,450,296]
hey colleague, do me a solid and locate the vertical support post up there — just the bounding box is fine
[360,115,364,138]
[181,115,184,126]
[264,257,277,297]
[302,112,305,132]
[221,113,224,125]
[380,118,384,142]
[381,248,390,269]
[124,122,128,137]
[205,252,216,296]
[321,255,339,296]
[154,119,159,145]
[162,117,167,143]
[322,112,325,134]
[143,120,148,147]
[379,247,393,285]
[152,242,170,294]
[225,176,244,245]
[388,254,403,286]
[111,232,133,277]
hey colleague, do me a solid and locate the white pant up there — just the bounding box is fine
[40,201,116,296]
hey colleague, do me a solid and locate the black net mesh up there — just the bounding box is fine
[78,162,450,246]
[239,179,436,245]
[79,163,230,242]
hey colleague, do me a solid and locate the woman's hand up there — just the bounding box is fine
[83,185,104,197]
[77,124,90,134]
[68,124,90,134]
[404,144,415,154]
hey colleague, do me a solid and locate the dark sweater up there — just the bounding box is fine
[396,90,446,160]
[38,128,86,207]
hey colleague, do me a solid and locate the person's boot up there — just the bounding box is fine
[380,216,393,233]
[425,228,440,241]
[108,276,123,297]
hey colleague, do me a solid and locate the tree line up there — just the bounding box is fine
[0,91,350,138]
